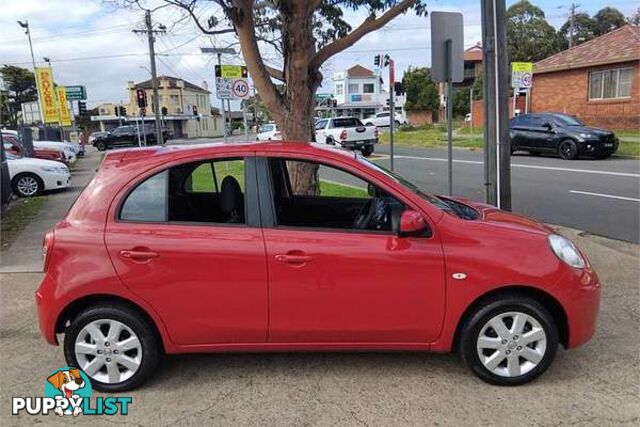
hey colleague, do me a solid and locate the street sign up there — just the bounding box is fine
[215,64,250,99]
[511,62,533,89]
[430,12,464,83]
[214,65,248,78]
[231,79,250,99]
[64,85,87,100]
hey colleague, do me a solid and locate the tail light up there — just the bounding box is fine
[339,129,347,140]
[42,229,54,272]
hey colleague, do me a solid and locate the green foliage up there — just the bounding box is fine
[452,86,471,117]
[472,74,484,100]
[402,67,439,112]
[506,0,564,62]
[559,12,597,47]
[0,65,37,127]
[593,7,626,36]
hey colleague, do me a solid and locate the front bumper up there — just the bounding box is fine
[559,267,602,349]
[579,138,618,156]
[42,172,71,191]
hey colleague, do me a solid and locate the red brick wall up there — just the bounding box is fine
[470,96,526,128]
[530,61,640,130]
[406,110,434,126]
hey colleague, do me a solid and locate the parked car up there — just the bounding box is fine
[464,113,472,122]
[33,141,77,164]
[315,116,378,156]
[3,133,69,166]
[510,113,618,160]
[88,131,109,146]
[363,111,408,127]
[92,124,170,151]
[36,142,600,391]
[6,152,70,197]
[256,123,282,141]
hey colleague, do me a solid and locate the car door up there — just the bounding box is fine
[528,115,557,152]
[104,155,268,346]
[257,156,446,344]
[509,115,530,149]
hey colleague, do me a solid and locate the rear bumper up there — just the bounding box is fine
[36,274,60,345]
[340,139,377,149]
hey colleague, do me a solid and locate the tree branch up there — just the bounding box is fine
[164,0,236,34]
[264,65,284,81]
[310,0,416,69]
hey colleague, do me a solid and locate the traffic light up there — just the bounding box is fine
[161,106,168,116]
[114,106,119,116]
[394,81,405,96]
[374,54,381,67]
[136,89,147,108]
[78,101,87,116]
[119,106,127,116]
[383,54,390,67]
[192,105,198,116]
[140,107,146,117]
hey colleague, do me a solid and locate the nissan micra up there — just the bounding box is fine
[36,142,600,391]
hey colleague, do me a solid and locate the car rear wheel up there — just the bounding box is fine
[95,141,107,151]
[64,304,161,392]
[558,139,578,160]
[459,295,558,386]
[361,146,374,157]
[12,173,43,197]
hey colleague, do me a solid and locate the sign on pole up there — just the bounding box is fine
[430,12,464,83]
[215,65,249,99]
[511,62,533,89]
[56,87,72,126]
[64,85,87,100]
[34,67,59,123]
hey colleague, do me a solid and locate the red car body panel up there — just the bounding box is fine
[36,142,601,355]
[3,135,68,165]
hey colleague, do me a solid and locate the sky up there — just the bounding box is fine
[0,0,636,111]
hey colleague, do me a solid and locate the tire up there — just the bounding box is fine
[11,173,43,197]
[361,146,374,157]
[63,304,161,392]
[394,120,400,127]
[95,141,107,151]
[326,138,336,145]
[558,139,578,160]
[459,295,558,386]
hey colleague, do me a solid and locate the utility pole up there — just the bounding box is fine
[481,0,511,210]
[388,57,395,171]
[569,3,578,48]
[133,10,165,145]
[17,20,45,125]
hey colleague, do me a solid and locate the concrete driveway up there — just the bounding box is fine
[1,227,638,426]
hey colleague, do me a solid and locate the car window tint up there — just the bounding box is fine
[315,120,328,130]
[518,115,533,127]
[530,116,547,127]
[268,158,404,232]
[510,116,522,126]
[120,171,168,222]
[186,162,215,193]
[332,118,361,128]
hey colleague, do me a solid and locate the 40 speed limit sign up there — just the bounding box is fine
[231,79,250,99]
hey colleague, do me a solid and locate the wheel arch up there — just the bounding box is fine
[452,285,568,351]
[55,294,165,351]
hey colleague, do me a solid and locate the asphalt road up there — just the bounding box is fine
[371,145,640,243]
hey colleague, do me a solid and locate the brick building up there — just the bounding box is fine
[531,25,639,130]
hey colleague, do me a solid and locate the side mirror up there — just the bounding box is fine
[395,209,430,237]
[543,122,553,130]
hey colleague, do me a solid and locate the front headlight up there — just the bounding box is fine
[548,234,586,269]
[40,166,68,174]
[579,133,593,139]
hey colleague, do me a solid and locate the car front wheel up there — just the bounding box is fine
[558,139,578,160]
[12,173,43,197]
[460,295,558,386]
[95,141,107,151]
[64,304,161,392]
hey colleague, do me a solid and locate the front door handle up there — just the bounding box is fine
[120,249,159,262]
[275,254,313,264]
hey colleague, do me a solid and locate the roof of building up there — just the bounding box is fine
[347,65,375,77]
[133,75,210,93]
[534,25,640,74]
[464,44,483,62]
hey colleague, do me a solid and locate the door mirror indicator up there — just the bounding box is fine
[398,210,430,236]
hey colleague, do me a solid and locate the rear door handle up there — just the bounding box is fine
[275,254,313,264]
[120,250,159,261]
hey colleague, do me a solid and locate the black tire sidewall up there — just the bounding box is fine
[12,173,43,197]
[63,305,160,392]
[460,297,559,386]
[559,139,578,160]
[361,146,373,157]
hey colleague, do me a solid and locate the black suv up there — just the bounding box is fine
[92,124,170,151]
[510,113,618,160]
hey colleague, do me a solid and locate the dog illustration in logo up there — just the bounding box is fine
[47,369,86,416]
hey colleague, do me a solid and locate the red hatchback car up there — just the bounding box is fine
[36,142,600,391]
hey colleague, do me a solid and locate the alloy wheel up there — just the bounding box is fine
[476,311,547,378]
[74,319,143,384]
[16,176,39,196]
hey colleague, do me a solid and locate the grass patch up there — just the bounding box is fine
[319,180,368,198]
[379,125,483,149]
[617,140,640,158]
[1,196,48,252]
[617,130,640,139]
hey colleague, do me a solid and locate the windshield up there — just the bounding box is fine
[357,156,461,216]
[551,114,584,126]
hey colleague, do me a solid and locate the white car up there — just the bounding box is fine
[6,153,71,197]
[363,112,408,127]
[256,123,282,141]
[33,141,77,164]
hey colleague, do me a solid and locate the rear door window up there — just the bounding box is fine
[331,118,362,128]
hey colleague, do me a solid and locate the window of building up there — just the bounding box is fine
[589,68,633,100]
[348,83,359,94]
[268,158,405,232]
[363,83,375,93]
[336,84,344,96]
[120,159,246,224]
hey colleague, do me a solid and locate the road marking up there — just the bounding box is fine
[569,190,640,202]
[393,155,640,178]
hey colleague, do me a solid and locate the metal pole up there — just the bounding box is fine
[389,59,395,171]
[145,10,163,146]
[217,53,227,143]
[569,3,576,48]
[22,22,45,126]
[444,39,454,196]
[242,103,248,140]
